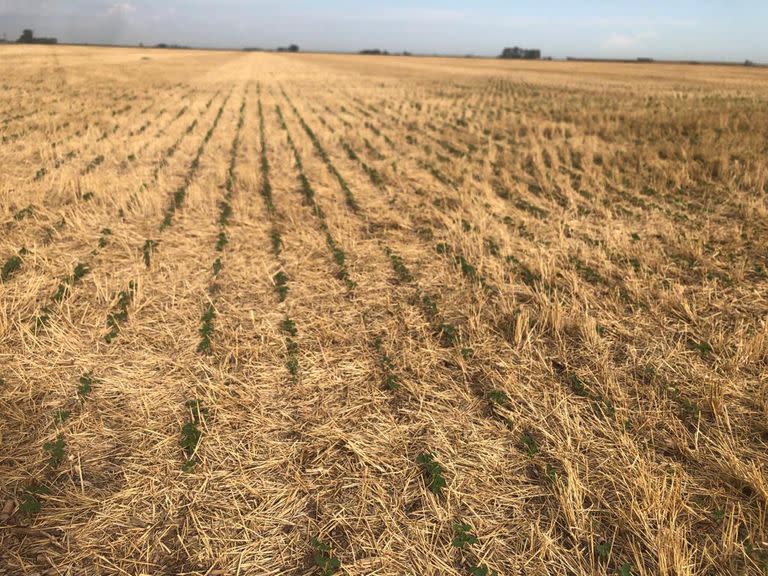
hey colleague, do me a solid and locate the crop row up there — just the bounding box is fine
[185,87,248,475]
[272,87,513,575]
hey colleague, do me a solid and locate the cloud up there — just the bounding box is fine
[602,31,657,50]
[326,6,467,24]
[108,2,136,17]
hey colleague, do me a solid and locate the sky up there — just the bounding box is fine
[0,0,766,61]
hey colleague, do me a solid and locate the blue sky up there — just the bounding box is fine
[0,0,765,61]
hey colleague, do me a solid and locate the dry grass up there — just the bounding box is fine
[1,45,767,575]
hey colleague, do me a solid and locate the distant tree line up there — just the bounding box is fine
[17,29,57,45]
[154,43,190,49]
[276,44,300,53]
[359,49,412,56]
[500,46,540,60]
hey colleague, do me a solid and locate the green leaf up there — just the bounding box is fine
[452,522,478,549]
[78,372,94,399]
[43,434,66,467]
[618,563,634,576]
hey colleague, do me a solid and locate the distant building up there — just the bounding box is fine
[500,46,540,60]
[17,29,58,45]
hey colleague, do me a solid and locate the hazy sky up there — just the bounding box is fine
[1,0,765,61]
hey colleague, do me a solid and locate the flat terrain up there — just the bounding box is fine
[1,46,767,575]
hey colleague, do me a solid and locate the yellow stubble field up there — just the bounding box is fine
[1,45,767,575]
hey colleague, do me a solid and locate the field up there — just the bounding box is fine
[0,45,767,575]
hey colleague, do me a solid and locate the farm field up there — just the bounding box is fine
[0,45,767,575]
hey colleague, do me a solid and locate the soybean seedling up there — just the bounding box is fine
[180,401,206,472]
[78,372,94,399]
[281,317,298,337]
[417,452,447,495]
[470,565,499,576]
[20,485,50,515]
[596,540,612,562]
[274,271,289,302]
[520,432,539,457]
[1,249,25,282]
[452,522,478,549]
[43,434,65,467]
[197,304,216,354]
[143,239,158,267]
[311,538,340,576]
[618,564,634,576]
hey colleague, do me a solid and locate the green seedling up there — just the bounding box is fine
[281,317,298,337]
[596,540,612,562]
[213,257,223,276]
[34,307,52,331]
[218,201,233,226]
[461,347,474,359]
[105,281,136,343]
[78,372,94,399]
[470,565,499,576]
[215,231,228,251]
[515,198,549,220]
[457,255,479,282]
[257,98,275,212]
[143,239,158,267]
[342,141,359,161]
[519,432,538,457]
[439,323,458,347]
[567,373,588,397]
[286,338,300,378]
[54,410,71,424]
[570,256,604,285]
[274,271,289,302]
[43,434,65,467]
[362,162,384,187]
[420,294,438,321]
[82,155,104,175]
[388,252,413,283]
[72,262,90,282]
[270,229,283,255]
[687,338,712,358]
[14,205,34,221]
[417,452,446,495]
[546,463,559,482]
[197,304,216,354]
[310,538,341,576]
[617,564,634,576]
[373,336,399,390]
[488,390,509,406]
[594,396,616,419]
[20,485,50,515]
[452,522,478,549]
[52,261,92,301]
[1,254,23,282]
[98,228,112,248]
[180,400,206,470]
[286,354,299,381]
[484,237,500,256]
[52,282,69,302]
[325,234,346,267]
